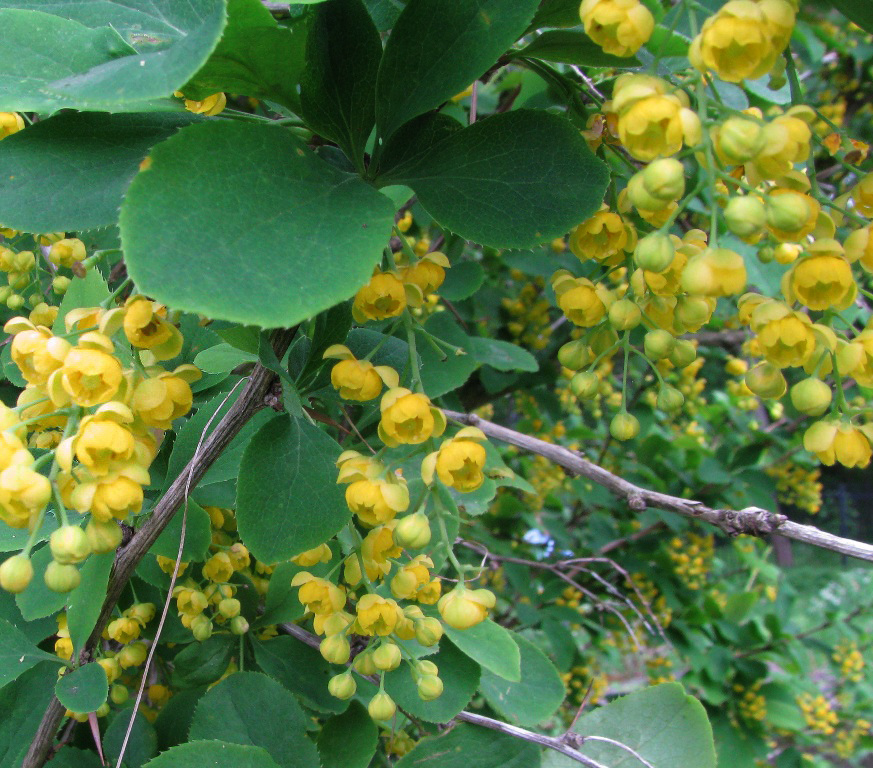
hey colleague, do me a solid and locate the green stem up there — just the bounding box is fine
[433,487,465,579]
[101,277,132,309]
[404,314,424,393]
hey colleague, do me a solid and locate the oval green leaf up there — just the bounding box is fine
[55,662,108,713]
[236,414,350,563]
[143,741,281,768]
[120,120,395,327]
[396,723,541,768]
[443,619,521,682]
[379,110,609,248]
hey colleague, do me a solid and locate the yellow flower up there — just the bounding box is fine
[609,75,701,162]
[0,465,52,529]
[689,0,795,83]
[578,0,654,57]
[68,410,136,476]
[750,301,815,367]
[202,552,234,583]
[7,324,71,386]
[804,421,871,469]
[569,209,632,265]
[346,476,409,527]
[175,91,226,116]
[344,523,401,584]
[69,464,149,521]
[354,594,404,636]
[0,112,25,139]
[844,225,873,271]
[552,271,609,327]
[107,617,141,645]
[437,585,496,630]
[352,270,407,323]
[390,555,434,600]
[422,427,488,492]
[132,370,197,429]
[123,297,183,360]
[680,247,747,297]
[291,543,332,567]
[324,346,399,402]
[851,171,873,217]
[48,238,86,268]
[378,388,445,446]
[400,252,449,296]
[746,114,811,182]
[291,571,347,615]
[786,248,855,311]
[0,431,34,473]
[57,343,124,408]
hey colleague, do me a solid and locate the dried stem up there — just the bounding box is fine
[443,410,873,564]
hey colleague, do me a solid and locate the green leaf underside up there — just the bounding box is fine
[470,337,538,372]
[104,710,158,768]
[514,29,641,67]
[182,0,307,110]
[545,683,717,768]
[0,2,227,112]
[375,0,540,141]
[385,637,481,723]
[15,546,67,621]
[443,619,522,681]
[316,701,378,768]
[150,499,212,562]
[236,414,350,563]
[0,618,61,690]
[379,110,610,248]
[55,662,108,713]
[0,663,61,768]
[189,672,320,768]
[0,112,199,233]
[478,633,565,726]
[143,740,281,768]
[300,0,382,164]
[395,723,542,768]
[120,121,395,327]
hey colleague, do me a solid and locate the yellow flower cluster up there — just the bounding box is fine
[352,252,449,323]
[765,462,822,514]
[0,295,200,595]
[667,532,714,590]
[797,693,839,736]
[734,680,767,723]
[832,640,864,683]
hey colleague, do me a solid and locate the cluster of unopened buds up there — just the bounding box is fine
[0,293,200,594]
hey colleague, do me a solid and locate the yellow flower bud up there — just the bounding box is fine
[372,642,402,671]
[0,553,33,593]
[107,617,141,645]
[44,561,81,593]
[117,642,148,668]
[437,585,495,630]
[328,672,357,700]
[790,378,831,417]
[416,674,444,701]
[320,633,351,664]
[132,374,195,429]
[610,411,640,441]
[50,525,91,565]
[392,512,431,549]
[745,362,786,399]
[368,692,396,721]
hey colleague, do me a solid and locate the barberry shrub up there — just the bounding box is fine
[0,1,871,767]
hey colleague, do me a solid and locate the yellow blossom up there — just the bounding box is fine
[579,0,654,57]
[378,388,445,446]
[291,572,347,615]
[804,421,871,469]
[0,465,52,529]
[552,271,609,327]
[569,209,632,265]
[785,248,855,311]
[291,543,332,567]
[346,476,410,527]
[354,594,404,636]
[123,297,183,360]
[422,427,488,492]
[0,112,25,139]
[56,345,123,407]
[352,270,407,323]
[750,301,815,367]
[132,370,197,429]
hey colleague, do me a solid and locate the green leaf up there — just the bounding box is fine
[418,312,478,399]
[470,337,538,373]
[316,701,378,768]
[66,552,114,656]
[721,591,758,624]
[0,113,199,233]
[300,0,382,165]
[375,0,539,141]
[761,683,805,731]
[527,0,582,30]
[143,741,281,768]
[440,260,485,301]
[236,414,350,563]
[53,270,111,335]
[0,662,61,768]
[253,635,347,713]
[150,499,213,563]
[396,723,541,768]
[194,344,259,374]
[0,586,55,645]
[120,121,395,327]
[545,683,716,768]
[0,617,62,689]
[189,672,320,768]
[43,748,102,768]
[443,619,521,681]
[182,0,308,110]
[55,662,108,713]
[823,0,873,35]
[478,633,565,726]
[514,29,641,67]
[0,3,227,112]
[172,634,236,688]
[378,110,609,248]
[104,709,158,768]
[15,546,67,621]
[153,687,207,751]
[385,637,480,723]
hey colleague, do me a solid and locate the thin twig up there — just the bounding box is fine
[442,410,873,564]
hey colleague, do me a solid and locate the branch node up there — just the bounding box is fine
[626,493,646,511]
